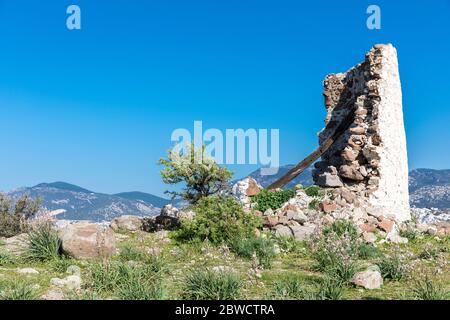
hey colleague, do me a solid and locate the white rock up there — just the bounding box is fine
[17,268,39,275]
[351,268,383,290]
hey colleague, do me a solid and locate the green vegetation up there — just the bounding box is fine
[87,260,165,300]
[229,237,276,269]
[0,280,37,300]
[412,276,449,300]
[377,253,408,281]
[311,220,360,282]
[174,195,261,245]
[252,189,296,212]
[182,269,243,300]
[24,224,61,262]
[304,185,321,197]
[158,143,233,204]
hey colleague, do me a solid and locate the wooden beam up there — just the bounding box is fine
[267,107,356,190]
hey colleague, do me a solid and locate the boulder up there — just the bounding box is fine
[59,222,116,260]
[351,267,383,289]
[316,172,344,187]
[110,215,143,232]
[290,224,316,241]
[274,225,293,238]
[160,204,179,218]
[286,210,308,224]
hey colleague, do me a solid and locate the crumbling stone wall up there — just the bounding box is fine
[313,44,410,222]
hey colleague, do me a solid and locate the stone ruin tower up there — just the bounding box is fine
[313,44,411,222]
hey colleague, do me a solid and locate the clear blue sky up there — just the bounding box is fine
[1,0,449,196]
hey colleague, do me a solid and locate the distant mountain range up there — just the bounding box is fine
[4,167,450,222]
[7,182,171,222]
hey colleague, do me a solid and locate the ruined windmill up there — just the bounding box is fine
[268,44,410,223]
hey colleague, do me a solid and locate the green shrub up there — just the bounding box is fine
[412,276,449,300]
[24,224,61,262]
[252,189,295,212]
[358,243,380,260]
[377,254,407,281]
[174,195,261,245]
[304,185,321,197]
[0,281,37,300]
[230,238,276,269]
[0,194,40,238]
[182,269,243,300]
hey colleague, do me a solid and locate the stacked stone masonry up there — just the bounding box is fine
[313,44,410,222]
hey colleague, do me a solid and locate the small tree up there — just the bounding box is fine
[158,143,233,204]
[0,194,41,238]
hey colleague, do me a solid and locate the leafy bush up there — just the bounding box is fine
[182,269,243,300]
[159,143,232,204]
[0,194,40,238]
[304,185,321,197]
[0,281,37,300]
[174,195,261,245]
[252,189,295,212]
[412,276,449,300]
[230,237,276,269]
[377,254,408,281]
[24,224,61,262]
